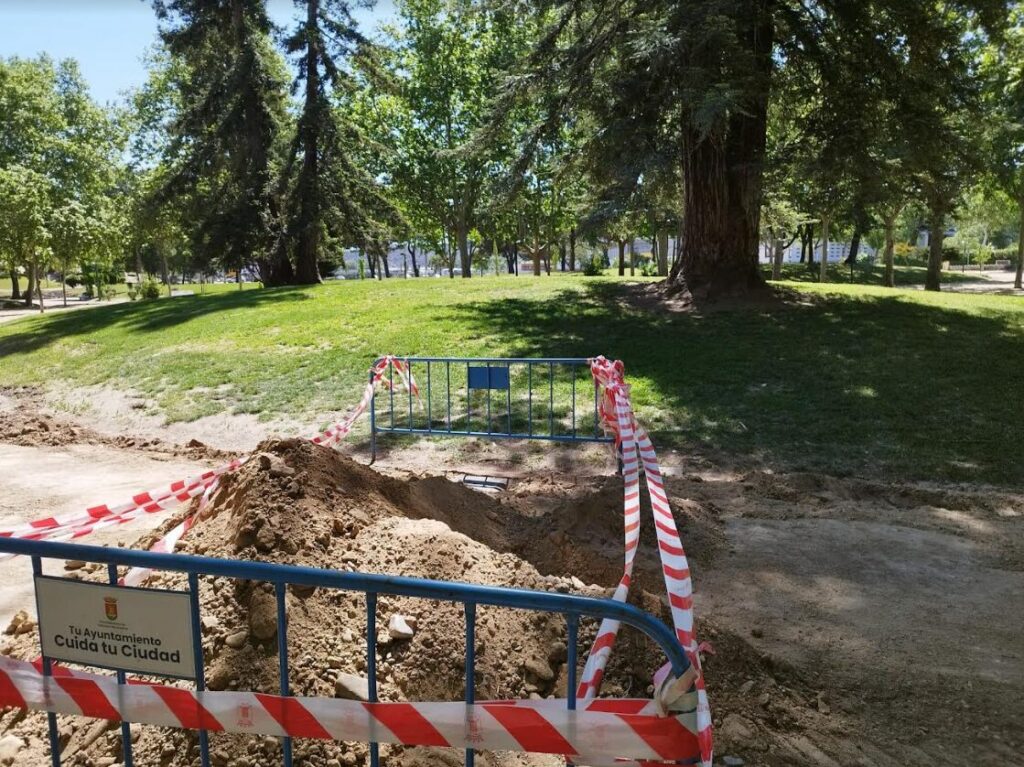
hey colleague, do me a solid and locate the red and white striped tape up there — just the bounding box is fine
[0,357,418,556]
[577,357,713,767]
[0,656,701,764]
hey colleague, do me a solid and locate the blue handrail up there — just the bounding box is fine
[0,536,690,767]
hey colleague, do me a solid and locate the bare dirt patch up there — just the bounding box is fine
[0,410,1020,766]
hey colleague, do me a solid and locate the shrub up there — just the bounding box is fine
[640,260,660,277]
[992,246,1019,264]
[102,286,118,301]
[138,280,161,300]
[582,255,604,276]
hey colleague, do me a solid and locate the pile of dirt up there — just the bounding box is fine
[0,390,233,461]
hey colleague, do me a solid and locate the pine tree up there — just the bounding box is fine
[154,0,292,285]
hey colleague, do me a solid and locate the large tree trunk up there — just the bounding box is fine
[559,241,567,271]
[1015,194,1024,291]
[23,263,35,307]
[668,1,772,299]
[925,202,944,292]
[629,240,635,276]
[657,231,669,276]
[883,217,896,288]
[819,213,829,283]
[569,229,577,271]
[457,210,471,278]
[381,251,391,278]
[293,0,323,285]
[33,260,44,313]
[409,243,420,277]
[772,239,785,280]
[9,268,20,300]
[617,240,626,276]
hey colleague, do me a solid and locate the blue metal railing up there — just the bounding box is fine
[369,357,613,462]
[0,536,690,767]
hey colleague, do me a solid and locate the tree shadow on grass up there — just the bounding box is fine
[0,286,314,358]
[448,281,1024,485]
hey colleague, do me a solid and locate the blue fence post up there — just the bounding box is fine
[32,555,61,767]
[366,593,379,767]
[108,564,134,767]
[276,584,293,767]
[188,572,210,767]
[464,603,476,767]
[566,613,578,767]
[369,366,377,464]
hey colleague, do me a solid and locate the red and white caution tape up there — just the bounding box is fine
[0,656,701,764]
[578,357,713,767]
[0,356,419,555]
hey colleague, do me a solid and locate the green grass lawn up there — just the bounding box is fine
[1,274,1021,485]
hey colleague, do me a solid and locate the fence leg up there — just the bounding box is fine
[369,382,377,465]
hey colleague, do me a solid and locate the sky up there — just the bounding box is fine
[0,0,397,106]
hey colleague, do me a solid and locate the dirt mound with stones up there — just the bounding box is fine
[0,439,701,767]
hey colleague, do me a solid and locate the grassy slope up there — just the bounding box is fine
[1,274,1021,485]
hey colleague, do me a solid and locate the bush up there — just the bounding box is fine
[138,280,161,300]
[582,255,604,276]
[992,246,1019,264]
[640,260,660,277]
[101,286,118,301]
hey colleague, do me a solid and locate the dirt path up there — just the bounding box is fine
[0,442,209,625]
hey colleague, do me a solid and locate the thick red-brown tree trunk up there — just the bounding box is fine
[669,0,773,300]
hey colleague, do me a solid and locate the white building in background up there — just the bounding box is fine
[758,240,876,264]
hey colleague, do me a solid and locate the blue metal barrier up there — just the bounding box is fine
[0,536,690,767]
[369,357,614,462]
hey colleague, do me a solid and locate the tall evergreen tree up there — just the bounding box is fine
[153,0,292,285]
[284,0,398,284]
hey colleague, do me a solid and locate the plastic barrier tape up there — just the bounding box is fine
[0,657,701,763]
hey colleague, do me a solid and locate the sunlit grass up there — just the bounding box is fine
[1,273,1022,484]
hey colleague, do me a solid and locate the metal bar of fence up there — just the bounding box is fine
[389,365,395,429]
[369,367,377,462]
[371,428,612,444]
[464,602,476,767]
[407,358,413,432]
[384,357,594,365]
[506,363,512,436]
[548,363,554,437]
[188,572,210,767]
[33,555,61,767]
[426,362,432,433]
[527,365,533,437]
[486,362,491,434]
[110,563,135,767]
[571,368,577,439]
[367,593,379,767]
[277,583,293,767]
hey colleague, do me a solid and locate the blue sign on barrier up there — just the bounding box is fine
[467,365,510,390]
